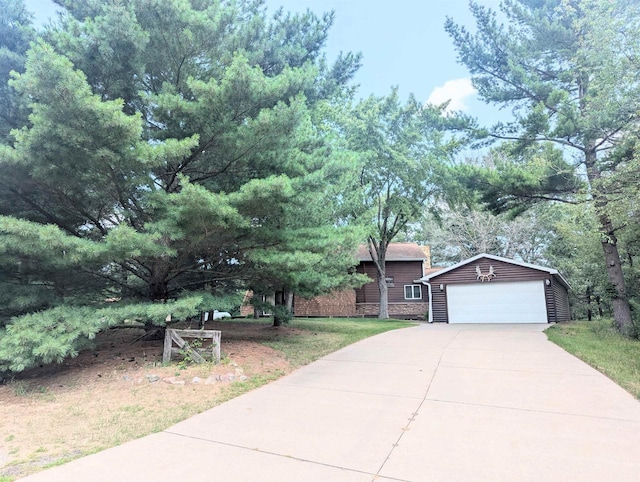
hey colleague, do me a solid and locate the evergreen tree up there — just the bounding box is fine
[446,0,640,334]
[0,0,34,142]
[0,0,363,370]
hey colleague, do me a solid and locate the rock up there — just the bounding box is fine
[204,376,217,385]
[191,377,201,384]
[145,374,160,383]
[162,377,185,385]
[239,375,248,381]
[122,375,131,381]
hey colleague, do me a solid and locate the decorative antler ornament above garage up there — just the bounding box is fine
[475,265,496,282]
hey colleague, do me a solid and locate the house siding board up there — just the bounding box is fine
[544,282,554,323]
[355,263,378,303]
[355,260,424,304]
[431,288,448,323]
[429,258,550,285]
[552,279,571,322]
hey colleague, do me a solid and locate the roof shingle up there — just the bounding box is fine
[357,243,428,262]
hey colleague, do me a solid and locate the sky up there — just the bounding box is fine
[23,0,504,126]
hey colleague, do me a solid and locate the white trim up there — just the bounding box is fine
[416,253,571,289]
[426,283,433,323]
[404,284,422,300]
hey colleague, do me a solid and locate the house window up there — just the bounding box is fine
[404,285,422,300]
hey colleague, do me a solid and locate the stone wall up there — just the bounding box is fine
[294,289,356,317]
[356,302,428,320]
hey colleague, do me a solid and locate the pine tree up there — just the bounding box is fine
[0,0,363,370]
[446,0,640,334]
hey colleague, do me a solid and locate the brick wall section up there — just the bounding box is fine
[294,289,357,317]
[239,291,254,317]
[356,302,429,320]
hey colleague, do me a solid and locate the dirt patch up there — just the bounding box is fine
[0,320,292,479]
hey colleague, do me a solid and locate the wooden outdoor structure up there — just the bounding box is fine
[163,329,221,364]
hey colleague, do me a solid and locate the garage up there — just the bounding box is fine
[416,253,571,324]
[446,280,547,324]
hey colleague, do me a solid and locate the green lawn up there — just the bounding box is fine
[264,318,413,367]
[546,320,640,399]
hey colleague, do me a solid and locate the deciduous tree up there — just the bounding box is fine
[344,89,457,319]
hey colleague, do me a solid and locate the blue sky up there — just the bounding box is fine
[24,0,503,125]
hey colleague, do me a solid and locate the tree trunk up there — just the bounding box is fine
[273,290,287,327]
[148,268,170,301]
[585,150,634,334]
[144,266,171,338]
[368,238,390,320]
[378,273,389,319]
[599,227,633,333]
[597,296,604,317]
[285,291,294,312]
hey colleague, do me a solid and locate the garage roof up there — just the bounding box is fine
[416,253,571,290]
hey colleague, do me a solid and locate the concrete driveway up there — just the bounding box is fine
[21,324,640,481]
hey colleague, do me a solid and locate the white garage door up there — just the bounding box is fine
[447,280,547,324]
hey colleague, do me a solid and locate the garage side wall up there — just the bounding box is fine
[428,258,554,323]
[552,279,571,322]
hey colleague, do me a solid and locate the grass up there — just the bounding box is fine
[267,318,412,367]
[0,316,411,480]
[546,319,640,399]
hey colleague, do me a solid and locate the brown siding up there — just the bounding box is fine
[552,279,571,322]
[431,288,448,323]
[429,259,549,285]
[355,263,377,303]
[545,282,555,323]
[428,257,557,323]
[355,260,424,303]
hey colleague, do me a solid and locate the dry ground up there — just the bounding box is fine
[0,320,294,480]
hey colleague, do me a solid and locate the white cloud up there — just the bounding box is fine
[427,78,477,113]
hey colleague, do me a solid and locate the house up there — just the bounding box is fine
[415,253,570,324]
[294,243,432,319]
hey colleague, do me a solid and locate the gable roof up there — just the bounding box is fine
[417,253,571,289]
[357,243,428,262]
